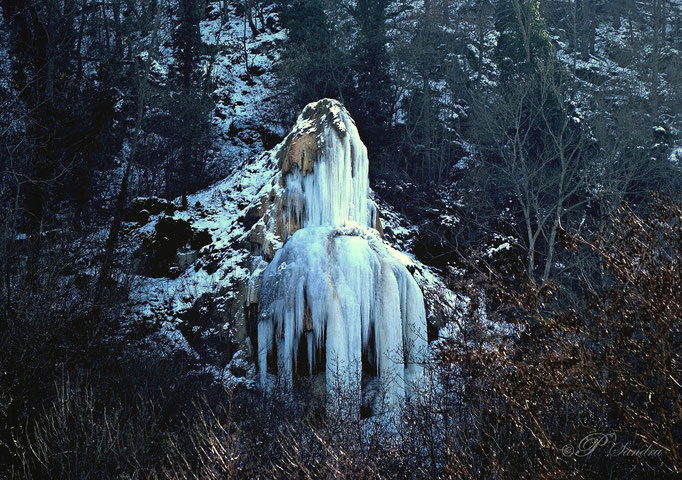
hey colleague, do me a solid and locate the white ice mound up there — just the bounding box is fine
[258,225,427,408]
[257,99,427,412]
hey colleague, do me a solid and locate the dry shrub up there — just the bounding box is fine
[434,197,682,478]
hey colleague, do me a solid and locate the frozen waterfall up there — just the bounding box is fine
[257,99,427,413]
[278,99,373,239]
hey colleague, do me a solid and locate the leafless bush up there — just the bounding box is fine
[156,399,242,480]
[4,376,160,479]
[3,199,679,479]
[429,196,682,478]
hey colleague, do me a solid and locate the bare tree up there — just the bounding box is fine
[471,58,588,283]
[93,4,164,319]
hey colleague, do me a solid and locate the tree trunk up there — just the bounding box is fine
[93,79,145,319]
[243,9,251,82]
[578,0,591,60]
[45,0,56,105]
[542,210,560,284]
[92,12,160,319]
[102,1,110,50]
[651,0,662,119]
[76,0,86,81]
[587,0,597,55]
[113,0,123,58]
[477,9,485,86]
[247,0,259,37]
[572,0,578,72]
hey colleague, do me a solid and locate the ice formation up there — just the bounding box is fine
[258,99,427,412]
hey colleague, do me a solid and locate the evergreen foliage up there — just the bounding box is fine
[275,0,342,107]
[494,0,553,81]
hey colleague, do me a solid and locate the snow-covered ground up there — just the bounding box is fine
[200,2,287,178]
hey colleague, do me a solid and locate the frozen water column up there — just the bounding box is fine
[257,99,427,413]
[278,98,371,236]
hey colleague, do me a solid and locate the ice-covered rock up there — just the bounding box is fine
[256,99,428,413]
[246,99,382,260]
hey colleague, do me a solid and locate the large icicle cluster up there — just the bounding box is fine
[280,115,370,235]
[276,99,377,239]
[258,99,426,412]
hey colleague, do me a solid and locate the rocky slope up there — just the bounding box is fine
[120,100,461,391]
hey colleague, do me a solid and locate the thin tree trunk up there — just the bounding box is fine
[651,0,662,119]
[93,73,145,318]
[542,207,561,283]
[587,0,597,56]
[2,177,22,318]
[76,0,86,81]
[527,231,536,279]
[45,0,56,105]
[477,12,485,86]
[113,0,123,58]
[572,0,578,72]
[92,4,161,318]
[243,10,251,81]
[257,3,265,31]
[102,1,110,50]
[247,0,259,37]
[579,0,590,60]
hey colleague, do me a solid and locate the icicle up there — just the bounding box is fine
[307,332,314,377]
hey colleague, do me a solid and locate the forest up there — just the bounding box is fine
[0,0,681,478]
